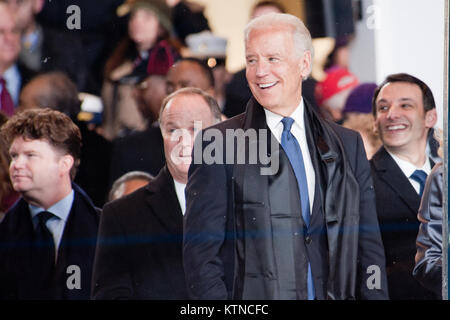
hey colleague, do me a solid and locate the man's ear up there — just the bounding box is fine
[373,120,379,135]
[59,154,74,176]
[424,108,437,128]
[300,50,312,80]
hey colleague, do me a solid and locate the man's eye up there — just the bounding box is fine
[401,104,412,109]
[377,105,388,112]
[246,58,256,64]
[268,57,279,62]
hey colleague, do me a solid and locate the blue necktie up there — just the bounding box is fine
[280,117,315,300]
[410,170,428,196]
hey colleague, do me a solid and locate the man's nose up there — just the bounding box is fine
[386,104,401,119]
[10,155,24,169]
[255,61,269,77]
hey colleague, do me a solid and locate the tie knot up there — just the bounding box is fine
[281,117,295,133]
[410,170,427,184]
[37,211,54,224]
[0,77,5,86]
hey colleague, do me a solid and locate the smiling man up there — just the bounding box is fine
[370,73,439,300]
[183,13,388,300]
[0,108,99,299]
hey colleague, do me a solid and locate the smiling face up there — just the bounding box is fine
[9,137,73,208]
[374,81,437,156]
[245,25,311,116]
[160,93,216,183]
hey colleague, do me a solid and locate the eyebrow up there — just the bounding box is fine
[377,97,416,104]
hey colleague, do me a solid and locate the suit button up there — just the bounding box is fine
[305,235,312,244]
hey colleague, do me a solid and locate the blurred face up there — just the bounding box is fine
[166,61,213,95]
[9,137,72,205]
[128,8,160,52]
[0,4,21,72]
[251,4,282,19]
[18,77,44,110]
[2,0,41,32]
[245,25,311,116]
[133,75,167,122]
[160,94,215,183]
[374,82,437,155]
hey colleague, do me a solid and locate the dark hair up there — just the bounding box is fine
[372,73,436,116]
[175,57,215,88]
[0,109,82,180]
[24,72,81,121]
[252,1,286,14]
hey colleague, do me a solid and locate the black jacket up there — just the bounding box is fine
[0,184,99,300]
[92,167,188,299]
[183,97,388,300]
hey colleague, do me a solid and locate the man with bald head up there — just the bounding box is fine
[92,88,222,299]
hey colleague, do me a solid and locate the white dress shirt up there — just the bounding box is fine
[264,99,315,215]
[173,179,187,215]
[29,190,74,259]
[388,151,432,195]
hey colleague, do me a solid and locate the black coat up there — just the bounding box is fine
[91,166,188,299]
[370,146,437,299]
[183,97,388,300]
[109,124,165,187]
[0,184,99,300]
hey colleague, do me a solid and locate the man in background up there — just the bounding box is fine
[92,88,221,299]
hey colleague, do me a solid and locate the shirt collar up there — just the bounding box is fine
[29,189,75,222]
[387,151,432,177]
[264,98,305,132]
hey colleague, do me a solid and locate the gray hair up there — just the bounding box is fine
[158,87,222,131]
[244,13,314,77]
[109,171,154,201]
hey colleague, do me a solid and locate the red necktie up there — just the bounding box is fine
[0,77,15,116]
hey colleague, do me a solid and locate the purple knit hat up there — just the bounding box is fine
[343,82,377,114]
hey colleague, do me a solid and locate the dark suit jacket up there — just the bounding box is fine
[184,97,388,300]
[109,124,165,187]
[0,184,99,300]
[370,146,437,299]
[91,166,188,299]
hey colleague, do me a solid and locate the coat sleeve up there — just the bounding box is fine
[353,134,389,299]
[183,152,230,299]
[91,202,134,299]
[413,164,443,298]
